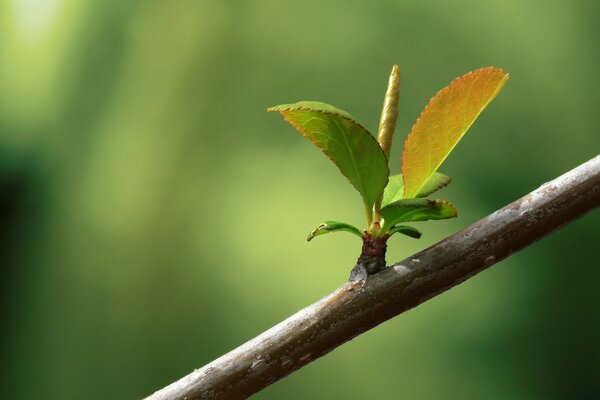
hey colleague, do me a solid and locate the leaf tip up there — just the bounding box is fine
[435,199,458,218]
[307,223,324,242]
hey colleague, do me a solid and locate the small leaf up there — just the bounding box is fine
[417,172,452,198]
[381,175,405,207]
[382,172,452,207]
[307,221,363,242]
[380,198,457,231]
[269,101,389,210]
[402,67,509,198]
[388,225,422,239]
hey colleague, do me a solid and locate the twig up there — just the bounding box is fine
[145,155,600,400]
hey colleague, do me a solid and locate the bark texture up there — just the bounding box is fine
[145,155,600,400]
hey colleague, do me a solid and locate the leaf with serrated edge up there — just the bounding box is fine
[307,221,363,241]
[382,172,452,207]
[380,198,457,231]
[417,172,452,198]
[269,101,389,210]
[387,225,422,239]
[402,67,509,198]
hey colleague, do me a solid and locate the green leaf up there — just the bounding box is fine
[387,225,422,239]
[416,172,452,198]
[402,67,509,198]
[307,221,363,242]
[382,172,452,207]
[380,198,457,231]
[269,101,389,210]
[381,175,405,207]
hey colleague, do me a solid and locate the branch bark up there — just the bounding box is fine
[145,155,600,400]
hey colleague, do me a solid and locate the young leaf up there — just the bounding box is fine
[381,174,404,207]
[307,221,363,242]
[402,67,509,198]
[417,172,452,198]
[377,65,401,159]
[380,198,457,231]
[387,225,422,239]
[382,172,452,207]
[269,101,389,211]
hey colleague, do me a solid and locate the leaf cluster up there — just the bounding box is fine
[269,67,508,242]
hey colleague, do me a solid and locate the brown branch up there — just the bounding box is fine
[145,155,600,400]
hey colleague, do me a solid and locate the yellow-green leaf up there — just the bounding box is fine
[382,172,451,207]
[269,101,389,210]
[417,172,452,198]
[402,67,509,198]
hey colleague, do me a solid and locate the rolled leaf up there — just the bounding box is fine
[377,65,401,159]
[380,198,457,231]
[382,172,452,207]
[387,225,422,239]
[402,67,509,198]
[269,101,389,210]
[307,221,363,242]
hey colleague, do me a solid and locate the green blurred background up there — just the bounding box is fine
[1,0,599,398]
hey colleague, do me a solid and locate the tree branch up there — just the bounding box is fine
[145,155,600,400]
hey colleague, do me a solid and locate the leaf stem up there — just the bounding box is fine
[364,202,373,227]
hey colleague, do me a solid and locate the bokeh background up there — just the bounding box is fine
[1,0,599,398]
